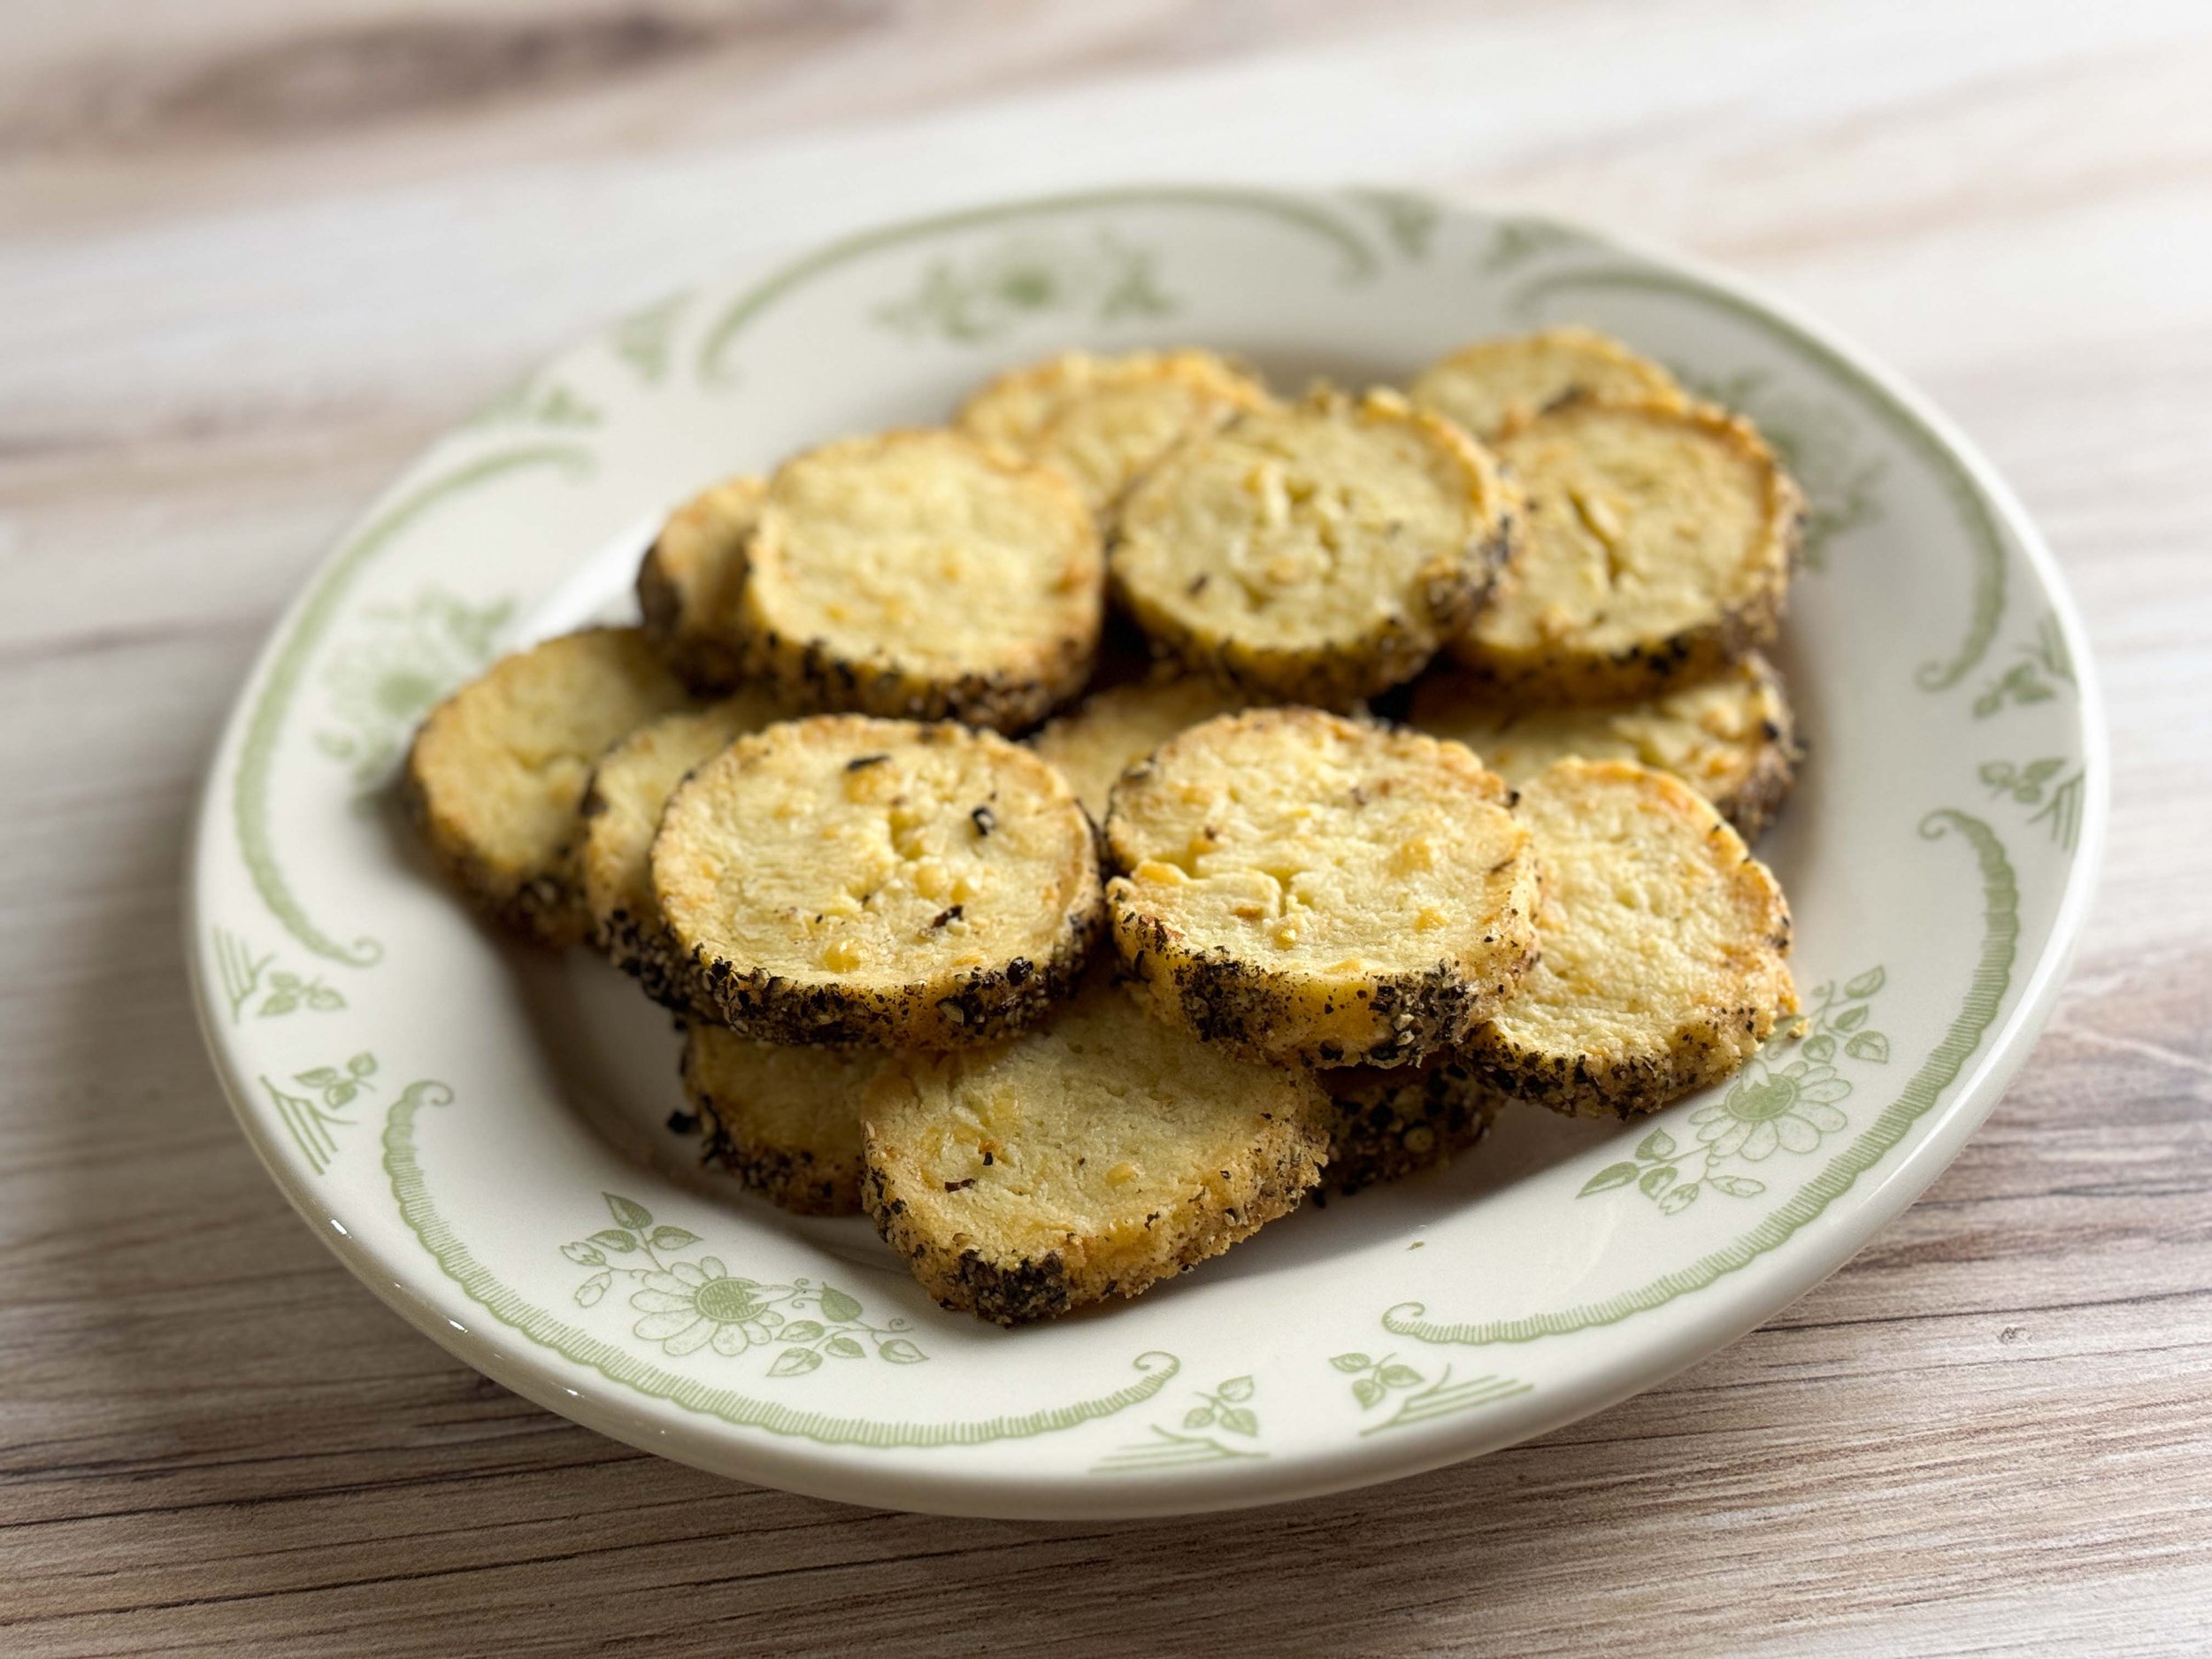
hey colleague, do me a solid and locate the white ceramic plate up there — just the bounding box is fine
[188,185,2103,1519]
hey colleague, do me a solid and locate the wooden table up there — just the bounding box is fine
[5,4,2209,1652]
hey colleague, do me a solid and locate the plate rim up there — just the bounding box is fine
[184,180,2108,1519]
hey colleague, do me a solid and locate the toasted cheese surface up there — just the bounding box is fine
[635,476,764,692]
[862,974,1330,1324]
[1103,708,1540,1066]
[740,429,1102,728]
[682,1024,879,1216]
[1410,326,1681,438]
[957,348,1271,511]
[403,626,691,945]
[1029,675,1247,820]
[1110,389,1516,704]
[653,715,1102,1046]
[1456,396,1798,698]
[1410,652,1797,839]
[1469,758,1795,1118]
[578,692,787,1001]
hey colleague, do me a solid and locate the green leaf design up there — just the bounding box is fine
[561,1241,606,1267]
[1184,1406,1217,1429]
[586,1228,638,1254]
[649,1226,701,1250]
[1846,1030,1891,1064]
[1331,1353,1373,1373]
[825,1335,864,1358]
[1844,967,1886,999]
[325,1082,359,1107]
[1834,1004,1869,1033]
[1638,1164,1677,1198]
[818,1286,864,1325]
[1802,1033,1838,1064]
[768,1348,823,1378]
[1217,1406,1259,1438]
[877,1338,928,1364]
[347,1053,377,1078]
[1658,1183,1700,1216]
[1378,1364,1423,1390]
[1636,1127,1678,1162]
[780,1320,826,1343]
[295,1067,342,1088]
[575,1271,611,1307]
[306,987,345,1011]
[1217,1375,1256,1402]
[1354,1377,1386,1409]
[1706,1176,1767,1198]
[603,1193,653,1231]
[1578,1162,1642,1197]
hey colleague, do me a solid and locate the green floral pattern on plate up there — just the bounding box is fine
[315,587,513,800]
[1975,611,2076,718]
[1093,1374,1263,1472]
[875,229,1174,343]
[1331,1353,1532,1435]
[1980,757,2085,853]
[564,1193,926,1374]
[261,1052,378,1176]
[212,927,347,1022]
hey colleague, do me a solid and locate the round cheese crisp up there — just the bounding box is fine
[1110,389,1517,707]
[862,972,1331,1325]
[1410,326,1681,439]
[652,716,1102,1048]
[738,430,1103,733]
[1410,652,1798,841]
[1455,396,1801,701]
[957,348,1272,511]
[402,626,691,948]
[634,475,764,694]
[1103,708,1540,1068]
[1465,758,1797,1119]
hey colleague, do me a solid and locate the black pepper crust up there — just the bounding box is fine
[1317,1056,1509,1194]
[397,751,587,949]
[859,1114,1327,1327]
[682,900,1103,1050]
[741,611,1096,735]
[636,535,749,695]
[1715,660,1802,843]
[1464,996,1785,1121]
[591,900,695,1015]
[1110,900,1539,1071]
[685,1069,862,1217]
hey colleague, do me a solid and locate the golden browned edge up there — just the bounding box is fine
[1717,652,1801,843]
[1100,707,1542,1068]
[738,428,1103,733]
[1466,759,1797,1119]
[1451,395,1807,704]
[680,1038,869,1218]
[1107,391,1524,709]
[858,1058,1330,1326]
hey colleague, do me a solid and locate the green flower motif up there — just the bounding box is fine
[1692,1060,1850,1161]
[631,1257,779,1357]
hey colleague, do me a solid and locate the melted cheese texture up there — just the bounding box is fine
[1410,326,1681,438]
[654,716,1098,986]
[1112,390,1506,657]
[958,348,1271,511]
[1104,709,1533,980]
[1467,397,1793,668]
[742,430,1102,673]
[1478,758,1793,1079]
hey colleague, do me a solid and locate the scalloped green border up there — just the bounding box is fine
[1383,809,2019,1347]
[695,184,1380,383]
[383,1083,1179,1448]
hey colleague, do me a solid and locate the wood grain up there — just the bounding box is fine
[4,3,2210,1654]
